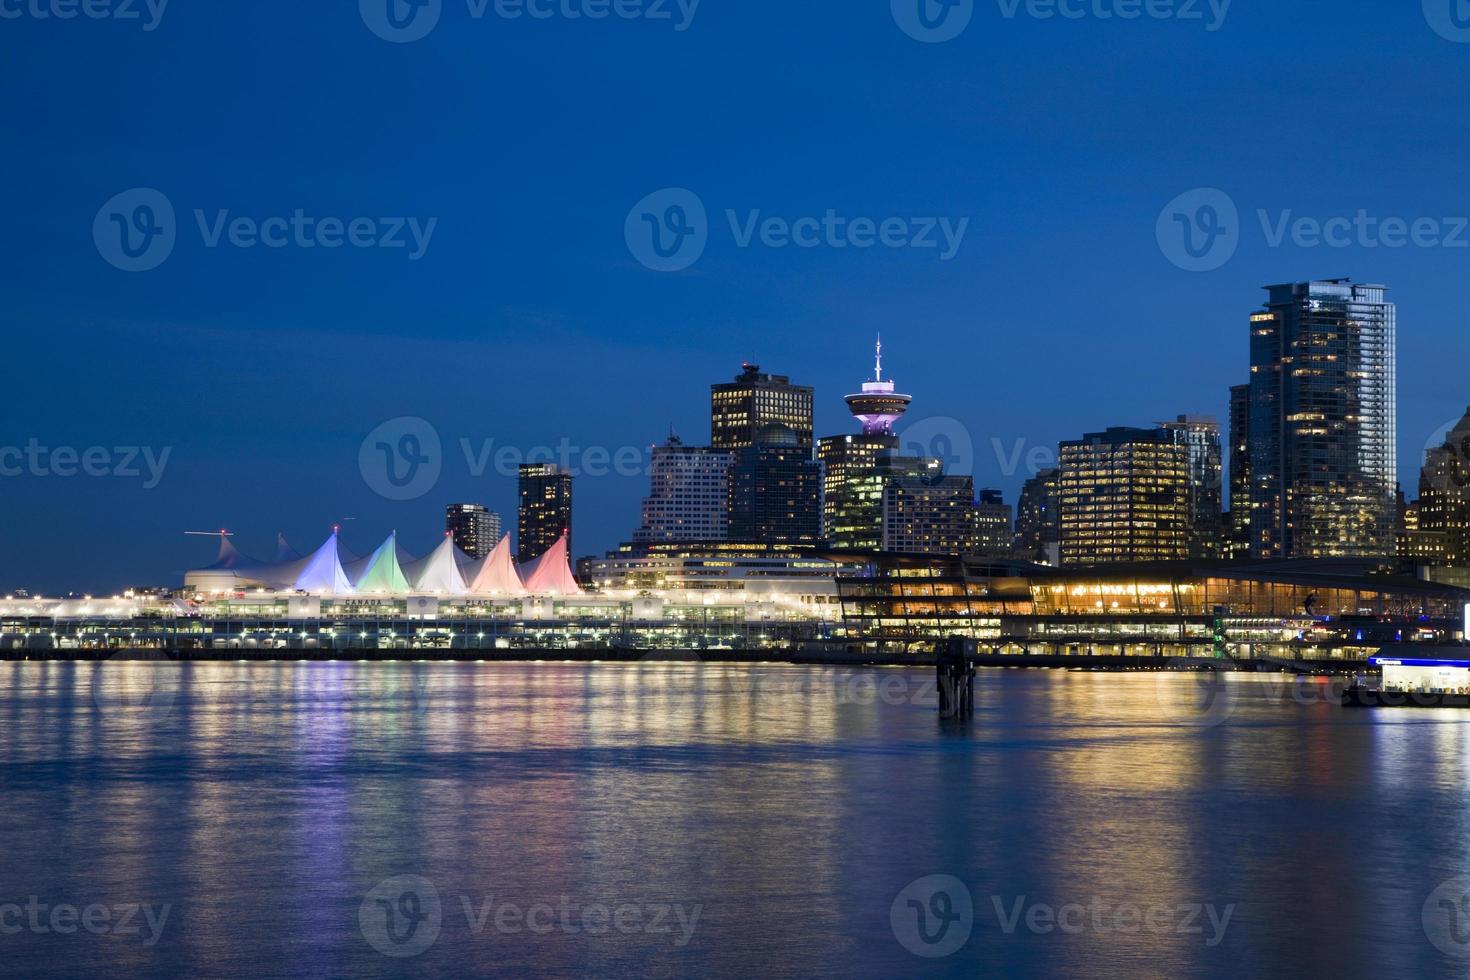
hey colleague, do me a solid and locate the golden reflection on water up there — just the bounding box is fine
[4,662,1470,977]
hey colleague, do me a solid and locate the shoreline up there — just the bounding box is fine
[0,648,1371,672]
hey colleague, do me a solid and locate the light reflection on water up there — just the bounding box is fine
[2,663,1470,978]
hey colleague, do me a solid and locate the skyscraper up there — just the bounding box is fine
[445,503,501,559]
[711,364,814,450]
[727,425,823,545]
[1059,427,1191,566]
[634,435,732,543]
[1014,468,1060,565]
[1160,414,1224,559]
[881,462,978,555]
[817,339,911,549]
[1227,384,1252,559]
[1418,407,1470,568]
[971,488,1014,558]
[1248,280,1397,559]
[517,463,573,562]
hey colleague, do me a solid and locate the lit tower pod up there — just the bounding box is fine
[818,338,914,550]
[843,337,912,435]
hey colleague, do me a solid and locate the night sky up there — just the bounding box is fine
[4,0,1469,593]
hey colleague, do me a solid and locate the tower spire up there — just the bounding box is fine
[874,334,883,382]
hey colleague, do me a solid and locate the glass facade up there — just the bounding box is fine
[710,364,814,450]
[517,463,573,562]
[1249,280,1397,560]
[1058,427,1191,565]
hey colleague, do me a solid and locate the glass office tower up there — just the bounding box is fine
[1248,280,1397,559]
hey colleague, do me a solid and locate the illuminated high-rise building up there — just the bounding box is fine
[1014,468,1061,565]
[445,503,501,559]
[971,488,1014,559]
[1227,384,1252,558]
[728,425,822,545]
[1059,427,1191,566]
[818,338,912,549]
[711,364,814,450]
[517,463,573,562]
[1160,414,1224,559]
[634,435,732,543]
[1248,280,1397,559]
[1418,407,1470,568]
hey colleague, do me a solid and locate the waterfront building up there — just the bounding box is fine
[1418,406,1470,568]
[882,462,977,555]
[1227,384,1252,559]
[972,488,1014,558]
[711,364,814,450]
[517,463,573,562]
[1248,279,1398,560]
[1058,427,1191,566]
[1014,468,1061,565]
[728,425,823,544]
[445,503,501,560]
[1160,415,1224,559]
[633,435,732,543]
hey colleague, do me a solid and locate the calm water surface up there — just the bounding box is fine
[2,662,1470,978]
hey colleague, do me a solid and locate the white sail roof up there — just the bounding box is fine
[353,533,412,593]
[468,535,527,595]
[407,535,469,595]
[293,531,355,593]
[521,533,582,595]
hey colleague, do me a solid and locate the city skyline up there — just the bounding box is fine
[2,282,1463,592]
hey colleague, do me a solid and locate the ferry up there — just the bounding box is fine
[1342,650,1470,708]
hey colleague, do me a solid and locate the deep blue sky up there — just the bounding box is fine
[4,0,1469,593]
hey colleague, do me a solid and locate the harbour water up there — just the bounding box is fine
[2,662,1469,978]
